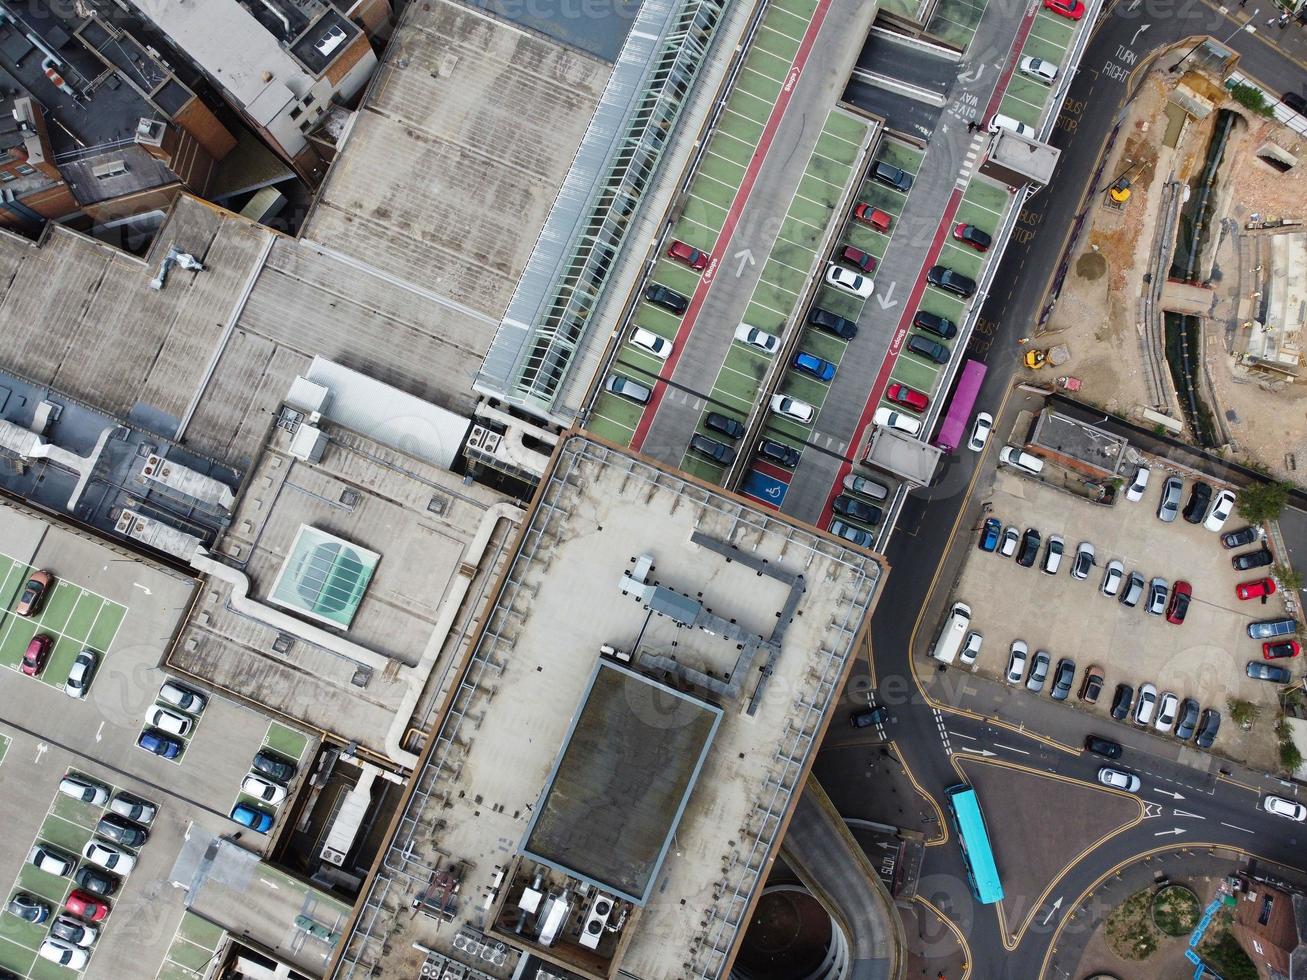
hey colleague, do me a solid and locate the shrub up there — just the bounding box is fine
[1237,481,1292,523]
[1230,82,1275,118]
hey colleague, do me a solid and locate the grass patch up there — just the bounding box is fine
[1197,910,1258,980]
[1151,885,1200,937]
[1106,889,1161,960]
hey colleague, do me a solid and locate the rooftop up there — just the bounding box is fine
[1029,409,1130,478]
[336,435,884,980]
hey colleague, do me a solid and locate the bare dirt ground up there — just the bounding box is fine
[1030,66,1307,482]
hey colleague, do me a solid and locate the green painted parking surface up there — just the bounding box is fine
[0,559,126,696]
[156,911,225,980]
[0,733,9,768]
[995,10,1081,132]
[927,0,990,49]
[0,939,34,979]
[264,722,310,761]
[680,109,871,475]
[1022,34,1067,64]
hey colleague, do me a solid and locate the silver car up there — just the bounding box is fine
[1006,640,1028,684]
[1146,577,1169,616]
[1157,476,1182,522]
[1101,559,1124,597]
[1097,767,1140,792]
[960,631,983,666]
[1134,683,1158,726]
[1026,651,1051,692]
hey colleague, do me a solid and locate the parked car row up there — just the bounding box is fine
[1002,641,1077,701]
[231,748,299,834]
[1107,683,1220,747]
[137,680,207,759]
[25,777,158,968]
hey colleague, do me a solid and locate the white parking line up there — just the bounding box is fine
[677,214,721,236]
[722,105,766,131]
[703,147,747,174]
[710,128,758,153]
[761,13,808,42]
[746,44,793,69]
[793,190,835,211]
[740,63,786,89]
[588,410,637,435]
[731,85,779,111]
[687,191,730,218]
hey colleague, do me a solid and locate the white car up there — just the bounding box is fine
[1154,692,1179,733]
[109,792,157,825]
[999,526,1020,558]
[735,323,779,354]
[1134,683,1158,726]
[28,845,74,877]
[58,775,109,806]
[1125,465,1150,502]
[82,840,136,875]
[147,704,193,737]
[1097,767,1140,792]
[825,263,874,299]
[51,914,98,947]
[241,773,289,806]
[873,406,922,436]
[770,393,815,424]
[960,631,982,667]
[967,412,992,452]
[988,113,1036,139]
[38,939,88,970]
[1005,640,1028,684]
[158,681,207,716]
[1042,534,1064,575]
[1019,56,1059,83]
[1205,489,1236,532]
[1264,795,1307,821]
[629,326,672,360]
[999,445,1044,475]
[1101,559,1124,597]
[64,650,96,699]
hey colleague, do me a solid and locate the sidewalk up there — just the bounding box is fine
[900,898,969,980]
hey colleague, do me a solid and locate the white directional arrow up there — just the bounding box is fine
[133,582,152,596]
[1151,788,1185,800]
[34,743,47,764]
[94,721,104,743]
[1040,897,1063,926]
[1131,23,1150,46]
[1154,827,1186,837]
[876,281,899,310]
[733,249,755,277]
[1173,808,1205,819]
[957,64,984,83]
[958,746,996,758]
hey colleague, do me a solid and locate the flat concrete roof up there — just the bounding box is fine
[302,0,610,325]
[522,661,721,904]
[338,435,884,980]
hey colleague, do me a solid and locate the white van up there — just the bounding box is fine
[931,601,973,665]
[988,113,1036,140]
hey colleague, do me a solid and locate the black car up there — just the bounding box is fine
[1016,528,1041,567]
[96,814,148,848]
[808,307,858,339]
[1110,684,1134,721]
[1050,658,1076,701]
[704,412,745,440]
[926,265,977,298]
[906,334,950,364]
[1182,481,1212,524]
[955,224,993,250]
[644,283,688,315]
[252,750,297,783]
[1195,708,1221,749]
[5,892,49,923]
[757,439,800,468]
[1285,91,1307,114]
[1233,548,1274,571]
[1085,734,1123,759]
[850,705,888,728]
[73,866,118,897]
[688,434,735,465]
[872,161,913,192]
[832,494,882,526]
[1247,661,1292,683]
[1222,525,1259,549]
[1174,697,1201,741]
[50,915,96,946]
[911,310,957,339]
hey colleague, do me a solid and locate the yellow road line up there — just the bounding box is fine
[914,893,973,979]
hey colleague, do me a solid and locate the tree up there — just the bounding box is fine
[1229,82,1275,118]
[1237,481,1292,524]
[1281,740,1303,774]
[1227,698,1261,726]
[1274,562,1304,592]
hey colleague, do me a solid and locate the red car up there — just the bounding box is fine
[1264,640,1301,660]
[952,223,992,251]
[853,203,892,232]
[886,383,928,412]
[840,245,876,273]
[666,239,708,271]
[1043,0,1085,18]
[1165,581,1192,624]
[1237,577,1276,601]
[15,569,52,616]
[20,634,52,677]
[64,891,110,922]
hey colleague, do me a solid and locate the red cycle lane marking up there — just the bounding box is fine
[984,5,1042,119]
[629,0,833,453]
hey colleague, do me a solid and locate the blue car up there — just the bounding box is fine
[978,517,1001,552]
[137,729,182,759]
[230,803,275,834]
[792,351,836,382]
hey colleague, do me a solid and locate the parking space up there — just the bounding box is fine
[995,10,1078,125]
[926,0,991,51]
[951,458,1288,769]
[230,723,312,827]
[683,109,872,483]
[156,911,225,980]
[0,555,126,695]
[586,0,823,449]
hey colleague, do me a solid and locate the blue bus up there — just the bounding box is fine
[945,783,1004,905]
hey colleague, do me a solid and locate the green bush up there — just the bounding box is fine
[1230,82,1275,118]
[1201,929,1259,980]
[1237,481,1292,523]
[1281,740,1303,773]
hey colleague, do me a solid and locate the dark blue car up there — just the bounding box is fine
[137,729,182,759]
[978,517,1001,552]
[792,351,836,382]
[231,803,275,834]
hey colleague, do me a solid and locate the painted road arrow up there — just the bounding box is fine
[733,249,755,277]
[958,747,996,758]
[1040,897,1063,926]
[1151,788,1185,800]
[1154,827,1186,837]
[876,281,898,310]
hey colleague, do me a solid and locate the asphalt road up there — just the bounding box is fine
[847,5,1307,976]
